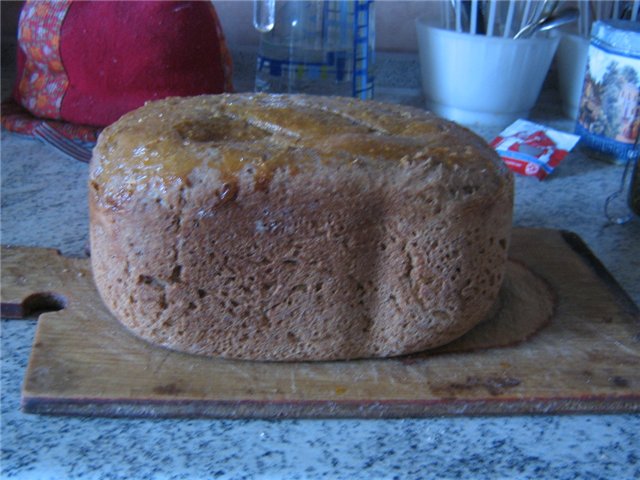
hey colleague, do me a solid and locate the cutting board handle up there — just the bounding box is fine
[1,291,67,319]
[1,245,84,319]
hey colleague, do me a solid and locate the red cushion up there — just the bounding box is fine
[10,1,232,128]
[59,1,231,126]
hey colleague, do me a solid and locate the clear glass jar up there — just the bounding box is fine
[253,0,375,99]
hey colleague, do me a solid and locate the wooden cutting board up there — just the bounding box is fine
[2,228,639,418]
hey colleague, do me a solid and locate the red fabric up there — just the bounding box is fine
[3,0,232,143]
[12,45,26,106]
[58,1,231,126]
[1,98,99,143]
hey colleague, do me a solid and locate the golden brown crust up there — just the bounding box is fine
[89,93,513,361]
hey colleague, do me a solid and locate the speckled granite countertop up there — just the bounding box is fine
[2,50,639,480]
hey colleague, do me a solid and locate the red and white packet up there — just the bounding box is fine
[490,119,580,180]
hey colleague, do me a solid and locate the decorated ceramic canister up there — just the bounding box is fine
[576,20,640,163]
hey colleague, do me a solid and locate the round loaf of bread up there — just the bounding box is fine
[89,93,514,361]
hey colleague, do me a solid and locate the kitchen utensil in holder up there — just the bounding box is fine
[416,16,559,126]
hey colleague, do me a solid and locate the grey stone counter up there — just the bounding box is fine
[2,52,639,479]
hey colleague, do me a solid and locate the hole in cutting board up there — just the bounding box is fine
[22,292,68,317]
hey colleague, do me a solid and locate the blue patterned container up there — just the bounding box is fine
[576,20,640,162]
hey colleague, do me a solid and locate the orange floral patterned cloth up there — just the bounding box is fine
[17,0,71,120]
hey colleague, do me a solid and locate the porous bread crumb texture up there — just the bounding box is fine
[89,93,514,361]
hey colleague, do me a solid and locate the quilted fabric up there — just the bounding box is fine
[2,0,233,143]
